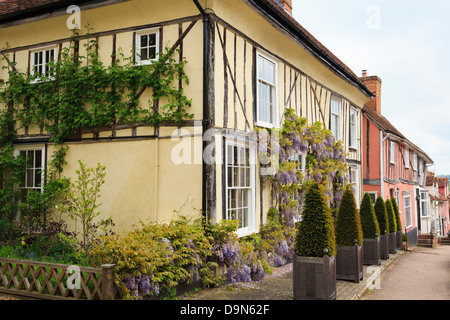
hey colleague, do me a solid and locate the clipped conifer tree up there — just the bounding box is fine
[391,198,402,231]
[335,187,363,247]
[374,196,389,235]
[295,183,336,257]
[385,199,397,233]
[360,193,380,239]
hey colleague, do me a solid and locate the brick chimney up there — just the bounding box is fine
[278,0,292,15]
[360,70,382,114]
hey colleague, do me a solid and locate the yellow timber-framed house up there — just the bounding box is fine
[0,0,374,236]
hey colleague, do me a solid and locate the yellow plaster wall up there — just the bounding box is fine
[47,133,202,234]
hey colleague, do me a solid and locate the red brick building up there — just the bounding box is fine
[360,71,433,246]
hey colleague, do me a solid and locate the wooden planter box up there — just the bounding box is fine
[363,237,381,266]
[336,244,363,283]
[396,230,403,250]
[293,254,336,300]
[380,234,389,259]
[388,232,397,254]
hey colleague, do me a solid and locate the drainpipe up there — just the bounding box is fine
[192,0,209,220]
[154,137,159,222]
[380,132,391,199]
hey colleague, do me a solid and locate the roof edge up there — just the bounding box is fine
[248,0,374,99]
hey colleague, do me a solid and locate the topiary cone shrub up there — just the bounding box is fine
[374,196,389,259]
[374,196,389,236]
[360,193,381,265]
[360,193,380,239]
[391,198,402,231]
[391,198,403,250]
[385,199,397,233]
[385,199,397,254]
[295,183,336,258]
[335,187,363,247]
[293,183,336,300]
[334,187,363,282]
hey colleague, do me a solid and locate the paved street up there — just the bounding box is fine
[361,245,450,300]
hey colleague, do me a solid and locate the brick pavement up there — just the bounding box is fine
[184,249,406,300]
[336,250,405,300]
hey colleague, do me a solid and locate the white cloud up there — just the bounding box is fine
[292,0,450,174]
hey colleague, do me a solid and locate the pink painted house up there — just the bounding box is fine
[360,71,434,247]
[426,173,450,237]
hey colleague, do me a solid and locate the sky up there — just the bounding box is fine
[292,0,450,175]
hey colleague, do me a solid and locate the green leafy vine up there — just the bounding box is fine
[0,28,193,223]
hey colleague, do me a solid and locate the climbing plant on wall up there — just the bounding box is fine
[258,108,350,228]
[0,29,193,223]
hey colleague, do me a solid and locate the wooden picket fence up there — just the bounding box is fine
[0,257,115,300]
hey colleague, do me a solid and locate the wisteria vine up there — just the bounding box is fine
[258,108,350,228]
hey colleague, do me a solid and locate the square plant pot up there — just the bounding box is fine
[336,244,363,283]
[380,234,389,260]
[396,230,403,250]
[293,254,336,300]
[363,237,381,266]
[388,232,397,254]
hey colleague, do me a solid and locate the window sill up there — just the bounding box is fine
[236,228,256,238]
[256,121,278,130]
[29,77,55,84]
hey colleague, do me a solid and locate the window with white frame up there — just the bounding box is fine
[14,147,45,204]
[349,166,359,205]
[420,191,429,217]
[390,141,395,164]
[405,148,410,168]
[135,28,160,65]
[256,51,278,128]
[30,46,56,81]
[330,96,342,141]
[225,138,255,237]
[404,194,412,228]
[288,152,306,176]
[418,158,423,176]
[368,192,377,205]
[413,153,418,171]
[349,107,357,149]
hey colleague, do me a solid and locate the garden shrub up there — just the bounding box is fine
[391,198,402,231]
[205,219,270,284]
[89,219,219,300]
[385,199,397,233]
[374,196,389,236]
[0,215,90,265]
[335,187,363,246]
[360,193,380,239]
[256,207,295,267]
[295,183,336,257]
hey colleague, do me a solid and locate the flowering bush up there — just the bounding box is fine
[89,219,220,300]
[205,219,271,284]
[0,215,88,265]
[256,207,295,267]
